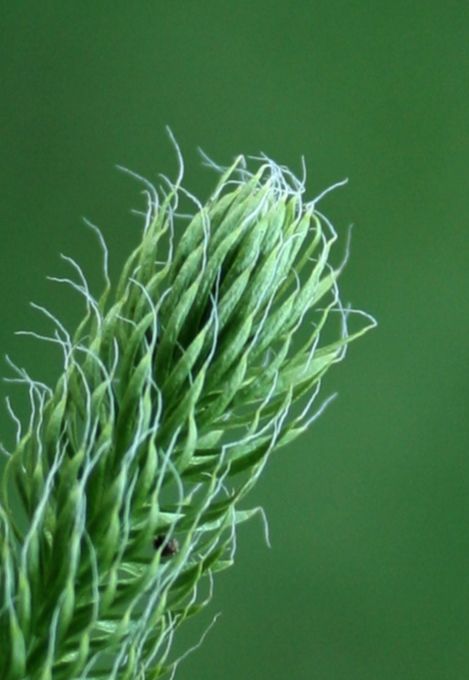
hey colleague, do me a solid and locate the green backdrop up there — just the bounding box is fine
[1,3,468,679]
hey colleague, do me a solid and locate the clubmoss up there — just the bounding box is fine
[0,138,375,679]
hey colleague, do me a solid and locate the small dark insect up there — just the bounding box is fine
[153,534,179,557]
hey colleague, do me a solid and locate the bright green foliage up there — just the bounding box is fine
[0,147,375,679]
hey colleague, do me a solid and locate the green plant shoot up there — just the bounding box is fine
[0,141,376,679]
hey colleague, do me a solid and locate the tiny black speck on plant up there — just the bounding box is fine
[153,534,180,557]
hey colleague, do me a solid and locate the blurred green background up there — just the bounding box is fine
[1,2,468,679]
